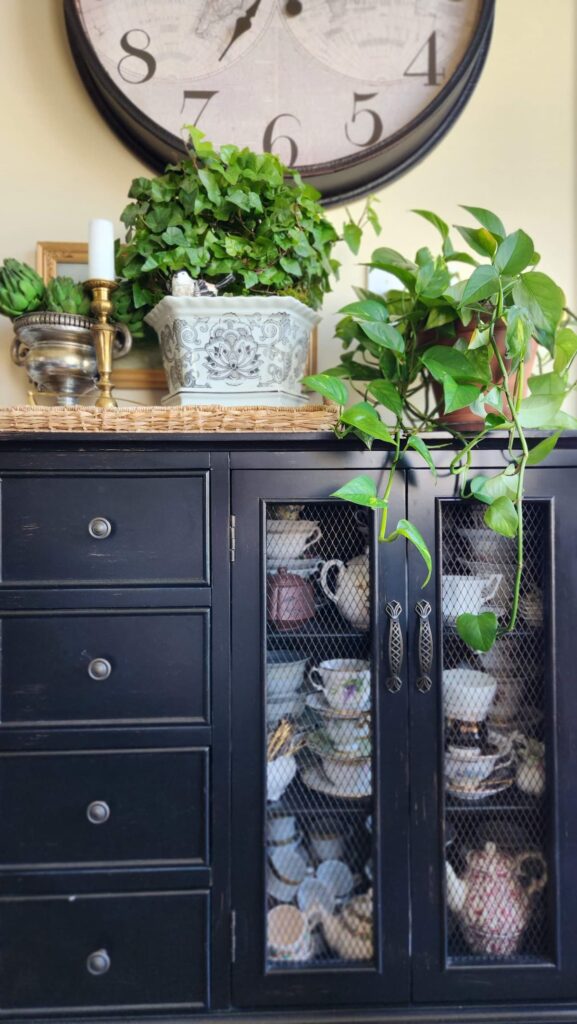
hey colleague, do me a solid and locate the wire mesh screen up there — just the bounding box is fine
[440,500,550,964]
[265,502,374,968]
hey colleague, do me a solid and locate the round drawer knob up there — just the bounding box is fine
[86,800,110,825]
[86,949,111,976]
[88,658,112,681]
[88,517,112,540]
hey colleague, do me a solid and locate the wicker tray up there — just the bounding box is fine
[0,403,339,434]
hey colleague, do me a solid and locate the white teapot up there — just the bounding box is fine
[319,549,370,630]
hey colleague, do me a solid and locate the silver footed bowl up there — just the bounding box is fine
[12,311,132,406]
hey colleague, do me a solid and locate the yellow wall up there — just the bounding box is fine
[0,0,574,406]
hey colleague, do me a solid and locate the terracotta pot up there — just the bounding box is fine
[421,319,537,431]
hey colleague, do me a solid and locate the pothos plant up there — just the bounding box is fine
[304,206,577,653]
[114,128,380,341]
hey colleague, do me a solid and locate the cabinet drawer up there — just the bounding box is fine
[0,891,209,1011]
[1,473,209,585]
[0,749,209,868]
[0,610,210,726]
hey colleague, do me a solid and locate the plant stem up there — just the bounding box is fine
[379,426,402,541]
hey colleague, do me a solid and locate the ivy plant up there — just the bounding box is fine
[305,206,577,652]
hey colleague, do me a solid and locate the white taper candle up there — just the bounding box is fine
[88,219,115,281]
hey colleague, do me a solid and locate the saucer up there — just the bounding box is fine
[301,765,372,799]
[267,558,322,577]
[305,693,371,721]
[446,776,515,801]
[307,729,372,760]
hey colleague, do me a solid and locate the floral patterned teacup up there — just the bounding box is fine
[309,660,371,712]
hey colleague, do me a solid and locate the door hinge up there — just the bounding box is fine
[229,514,236,562]
[231,909,237,963]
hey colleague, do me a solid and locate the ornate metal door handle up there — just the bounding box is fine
[385,600,403,693]
[415,600,433,693]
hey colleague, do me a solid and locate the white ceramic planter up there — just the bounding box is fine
[145,295,320,407]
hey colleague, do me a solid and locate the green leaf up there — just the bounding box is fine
[411,209,450,240]
[445,251,479,267]
[420,345,490,385]
[512,272,565,336]
[343,222,362,255]
[360,321,405,354]
[331,475,379,507]
[425,307,458,330]
[484,496,518,538]
[442,378,481,414]
[279,256,302,277]
[460,205,506,239]
[197,168,221,203]
[366,379,403,417]
[470,469,518,505]
[494,229,535,277]
[526,431,562,466]
[456,611,498,652]
[301,374,348,405]
[340,404,394,443]
[517,393,565,428]
[460,265,500,307]
[370,247,417,290]
[528,371,567,396]
[554,327,577,373]
[505,306,533,362]
[339,299,388,321]
[406,435,437,476]
[455,225,498,258]
[416,258,450,300]
[384,519,432,586]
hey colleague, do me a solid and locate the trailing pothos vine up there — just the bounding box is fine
[304,206,577,653]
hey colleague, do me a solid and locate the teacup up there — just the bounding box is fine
[268,904,312,961]
[442,574,502,621]
[445,740,510,783]
[267,754,297,802]
[269,815,297,842]
[267,522,322,561]
[316,858,354,898]
[321,751,372,793]
[267,848,308,902]
[443,667,498,722]
[297,877,335,915]
[324,713,371,752]
[309,826,345,861]
[309,659,371,712]
[267,650,308,697]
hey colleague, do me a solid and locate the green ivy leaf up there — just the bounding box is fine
[505,306,533,362]
[301,374,348,405]
[484,496,518,538]
[512,272,565,337]
[406,435,437,476]
[340,405,394,443]
[416,258,451,300]
[455,225,498,258]
[443,379,481,414]
[470,469,518,505]
[343,222,362,255]
[360,321,405,354]
[526,431,562,466]
[517,393,565,428]
[385,519,432,586]
[411,209,450,240]
[460,265,500,307]
[366,379,403,417]
[460,205,506,239]
[198,168,221,203]
[554,327,577,374]
[370,247,418,290]
[420,345,490,385]
[339,299,388,321]
[331,475,379,506]
[494,229,535,277]
[456,611,498,652]
[528,372,567,396]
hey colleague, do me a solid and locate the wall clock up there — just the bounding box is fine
[64,0,495,206]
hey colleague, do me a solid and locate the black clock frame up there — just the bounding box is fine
[63,0,495,207]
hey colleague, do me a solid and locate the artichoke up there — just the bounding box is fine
[46,276,91,316]
[0,258,46,319]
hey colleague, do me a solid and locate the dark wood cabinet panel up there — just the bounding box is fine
[0,890,209,1011]
[0,609,210,726]
[0,473,209,585]
[0,748,209,868]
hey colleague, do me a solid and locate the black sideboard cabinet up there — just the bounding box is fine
[0,432,576,1024]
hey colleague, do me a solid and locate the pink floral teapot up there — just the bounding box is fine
[446,842,547,956]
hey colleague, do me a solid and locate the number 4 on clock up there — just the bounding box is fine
[404,32,444,87]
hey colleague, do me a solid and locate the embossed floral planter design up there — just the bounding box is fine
[145,295,320,406]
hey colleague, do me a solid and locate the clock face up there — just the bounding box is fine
[66,0,494,203]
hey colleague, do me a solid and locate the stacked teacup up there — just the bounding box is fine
[443,667,513,799]
[306,659,372,796]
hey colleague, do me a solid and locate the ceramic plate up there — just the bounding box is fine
[305,693,371,721]
[301,765,372,799]
[446,777,515,801]
[267,558,322,577]
[307,729,372,760]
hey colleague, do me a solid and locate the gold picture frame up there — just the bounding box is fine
[35,242,318,389]
[36,241,166,390]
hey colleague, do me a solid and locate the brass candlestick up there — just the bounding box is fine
[86,279,118,408]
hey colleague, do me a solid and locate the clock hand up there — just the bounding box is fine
[284,0,303,15]
[219,0,262,62]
